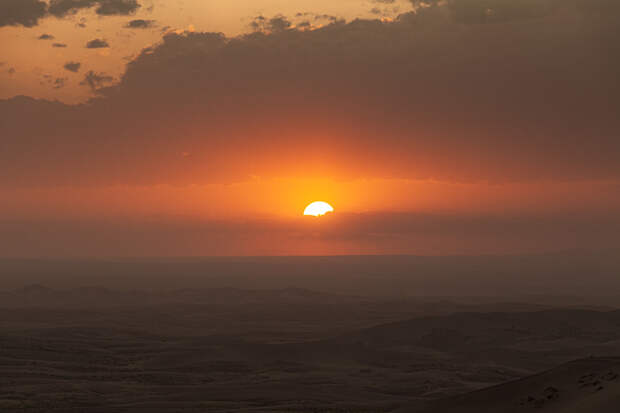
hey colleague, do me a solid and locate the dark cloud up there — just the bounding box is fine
[79,70,113,91]
[445,0,561,24]
[85,38,109,48]
[48,0,140,17]
[53,78,67,89]
[0,2,619,187]
[38,33,55,40]
[40,74,63,88]
[96,0,140,15]
[1,211,619,256]
[314,14,340,22]
[0,0,47,27]
[250,15,292,33]
[125,19,155,29]
[0,0,139,28]
[7,67,16,75]
[48,0,94,17]
[63,62,81,72]
[267,16,291,32]
[410,0,589,24]
[577,0,620,15]
[52,43,68,48]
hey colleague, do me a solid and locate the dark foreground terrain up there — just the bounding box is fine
[2,288,620,412]
[402,357,620,413]
[1,256,620,412]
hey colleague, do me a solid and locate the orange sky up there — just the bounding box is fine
[1,0,619,256]
[0,0,411,102]
[2,179,620,220]
[1,177,619,257]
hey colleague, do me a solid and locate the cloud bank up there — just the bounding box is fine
[1,0,619,187]
[2,210,619,256]
[0,0,47,27]
[48,0,140,17]
[0,0,140,27]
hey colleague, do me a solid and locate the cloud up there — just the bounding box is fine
[0,0,47,27]
[577,0,620,14]
[53,78,67,89]
[410,0,619,24]
[48,0,94,17]
[250,15,292,33]
[38,33,55,40]
[96,0,140,15]
[439,0,561,24]
[85,38,109,48]
[48,0,140,17]
[0,0,141,28]
[63,62,81,72]
[0,2,619,187]
[125,19,155,29]
[2,210,619,256]
[79,70,113,91]
[52,43,68,48]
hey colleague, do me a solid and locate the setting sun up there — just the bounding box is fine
[303,201,334,217]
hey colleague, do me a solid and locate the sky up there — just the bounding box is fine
[1,0,619,257]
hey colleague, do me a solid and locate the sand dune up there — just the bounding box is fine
[2,288,620,412]
[403,357,620,413]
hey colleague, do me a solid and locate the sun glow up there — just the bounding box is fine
[303,201,334,216]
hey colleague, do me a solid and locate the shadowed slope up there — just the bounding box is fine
[401,357,620,413]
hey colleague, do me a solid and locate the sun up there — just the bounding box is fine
[303,201,334,217]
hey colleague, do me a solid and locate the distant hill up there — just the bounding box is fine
[1,253,620,302]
